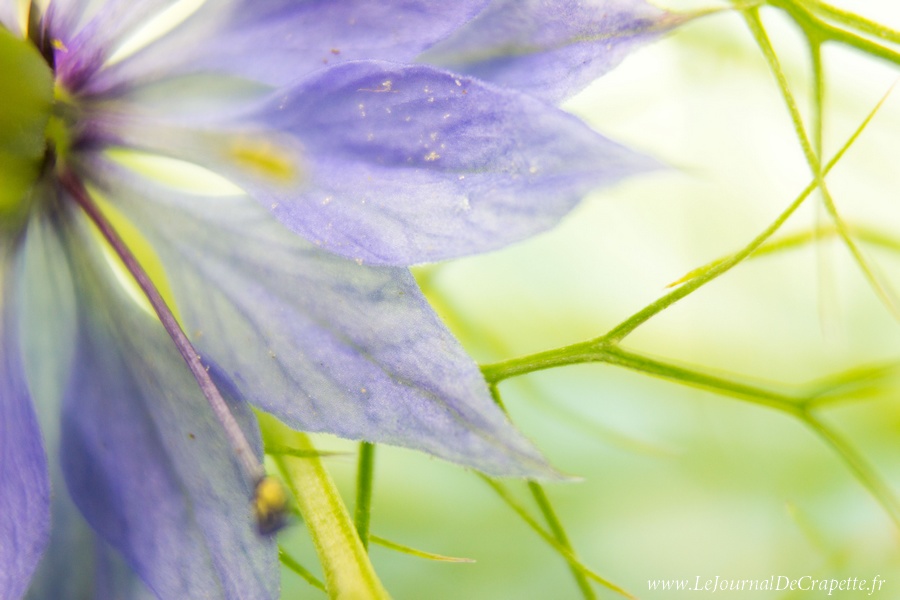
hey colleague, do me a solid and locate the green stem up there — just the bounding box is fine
[482,340,606,383]
[355,442,377,551]
[484,74,883,384]
[602,177,813,343]
[480,476,635,599]
[487,343,805,416]
[369,535,474,563]
[259,414,390,600]
[280,547,327,593]
[773,0,900,68]
[791,0,900,45]
[744,6,900,318]
[803,414,900,528]
[528,482,596,599]
[603,347,806,416]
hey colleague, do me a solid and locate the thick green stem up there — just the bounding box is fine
[259,414,390,600]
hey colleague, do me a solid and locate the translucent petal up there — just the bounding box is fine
[0,0,21,36]
[54,206,278,599]
[84,157,559,478]
[52,0,180,92]
[17,205,83,600]
[420,0,684,103]
[84,0,488,96]
[100,61,655,266]
[0,244,50,600]
[17,203,152,600]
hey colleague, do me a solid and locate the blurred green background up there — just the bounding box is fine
[279,2,900,598]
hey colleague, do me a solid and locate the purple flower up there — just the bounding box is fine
[0,1,673,597]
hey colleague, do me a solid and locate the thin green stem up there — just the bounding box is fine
[603,347,806,416]
[744,6,900,319]
[280,547,327,593]
[803,414,900,528]
[486,344,803,415]
[369,535,475,563]
[669,86,894,289]
[528,482,596,599]
[485,77,884,382]
[355,442,377,552]
[480,476,635,599]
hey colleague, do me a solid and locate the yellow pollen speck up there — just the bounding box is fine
[424,151,440,161]
[51,39,68,52]
[227,137,300,183]
[253,476,289,535]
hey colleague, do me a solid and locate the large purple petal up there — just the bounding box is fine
[17,207,155,600]
[101,61,654,266]
[0,248,50,600]
[83,157,558,479]
[53,206,279,599]
[16,205,83,600]
[420,0,685,103]
[84,0,488,97]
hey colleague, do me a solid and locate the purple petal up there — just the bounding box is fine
[83,158,559,479]
[53,0,180,92]
[15,205,82,600]
[93,541,158,600]
[420,0,684,103]
[102,61,655,266]
[17,207,154,600]
[25,462,155,600]
[0,253,50,600]
[42,0,93,42]
[84,0,488,96]
[53,209,278,599]
[0,0,21,36]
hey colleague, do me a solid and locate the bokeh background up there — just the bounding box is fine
[278,1,900,597]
